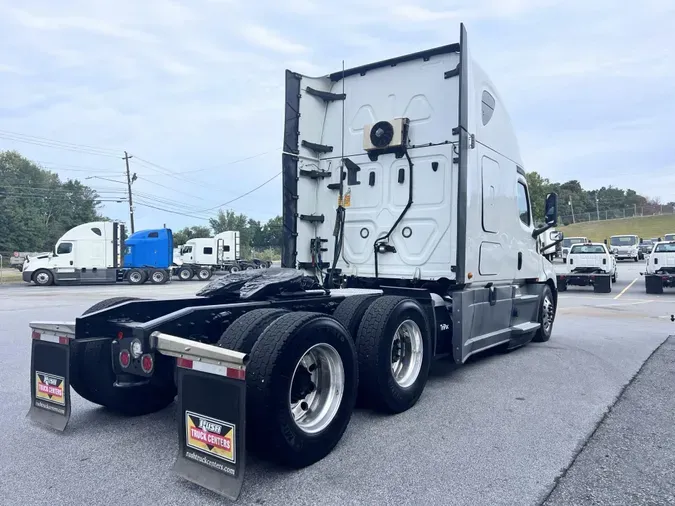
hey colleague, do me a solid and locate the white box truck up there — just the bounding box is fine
[608,234,642,261]
[26,24,560,501]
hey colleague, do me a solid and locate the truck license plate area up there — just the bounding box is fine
[28,331,72,431]
[173,358,246,501]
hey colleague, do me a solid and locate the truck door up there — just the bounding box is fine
[53,241,77,281]
[514,176,541,280]
[182,245,194,264]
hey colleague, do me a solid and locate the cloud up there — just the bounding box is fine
[0,0,673,230]
[238,24,309,54]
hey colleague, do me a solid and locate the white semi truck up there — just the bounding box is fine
[177,231,243,276]
[26,24,560,501]
[538,228,561,261]
[21,222,216,285]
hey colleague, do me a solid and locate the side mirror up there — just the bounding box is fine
[603,239,607,245]
[549,231,563,242]
[544,192,558,226]
[533,193,559,238]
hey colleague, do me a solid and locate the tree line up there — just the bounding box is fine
[2,150,671,256]
[525,172,674,226]
[0,151,104,253]
[173,211,282,259]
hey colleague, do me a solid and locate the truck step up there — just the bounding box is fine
[511,322,540,335]
[514,294,538,302]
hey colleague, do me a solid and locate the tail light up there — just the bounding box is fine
[119,349,131,368]
[141,354,154,373]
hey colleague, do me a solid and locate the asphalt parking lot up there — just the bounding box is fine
[0,261,673,506]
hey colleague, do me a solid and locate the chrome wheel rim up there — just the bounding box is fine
[390,319,423,388]
[542,295,554,334]
[230,266,240,272]
[36,272,50,284]
[180,270,190,280]
[130,272,142,283]
[199,270,209,279]
[289,343,344,434]
[152,272,164,283]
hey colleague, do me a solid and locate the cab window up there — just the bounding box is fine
[57,242,72,255]
[517,182,531,226]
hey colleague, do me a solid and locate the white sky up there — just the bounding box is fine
[1,0,674,229]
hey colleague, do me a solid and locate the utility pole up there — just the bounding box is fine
[569,199,576,224]
[123,151,136,233]
[596,196,600,221]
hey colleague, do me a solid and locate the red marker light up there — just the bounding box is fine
[117,331,124,340]
[141,354,154,373]
[119,350,131,368]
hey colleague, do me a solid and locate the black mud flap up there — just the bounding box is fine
[593,274,612,293]
[173,357,246,500]
[27,327,73,431]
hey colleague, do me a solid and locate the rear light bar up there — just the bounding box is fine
[31,330,70,345]
[176,357,245,381]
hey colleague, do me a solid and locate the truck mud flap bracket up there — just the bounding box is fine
[152,331,248,501]
[27,322,75,432]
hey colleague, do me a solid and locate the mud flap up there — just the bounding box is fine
[593,274,611,293]
[27,323,75,431]
[156,333,247,501]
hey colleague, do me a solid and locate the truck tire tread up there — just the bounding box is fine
[332,294,378,340]
[217,308,288,353]
[246,311,357,468]
[356,296,431,414]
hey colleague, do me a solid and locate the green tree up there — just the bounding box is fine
[0,150,105,252]
[173,225,212,247]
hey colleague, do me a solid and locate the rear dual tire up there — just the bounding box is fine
[220,310,358,469]
[354,296,432,413]
[71,297,177,416]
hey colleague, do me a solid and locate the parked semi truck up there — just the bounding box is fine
[177,231,242,274]
[642,240,675,293]
[26,24,560,500]
[21,222,216,286]
[538,228,561,261]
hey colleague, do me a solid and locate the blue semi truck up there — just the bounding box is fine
[21,221,215,286]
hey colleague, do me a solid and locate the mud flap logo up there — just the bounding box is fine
[35,372,65,406]
[186,411,235,464]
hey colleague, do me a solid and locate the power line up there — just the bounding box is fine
[134,201,212,221]
[0,132,119,158]
[0,129,120,154]
[196,172,281,212]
